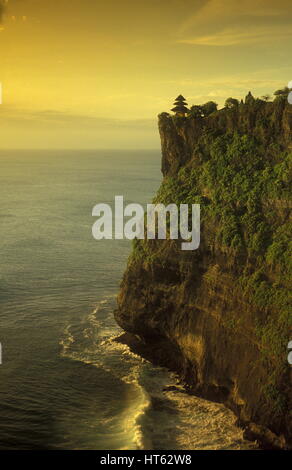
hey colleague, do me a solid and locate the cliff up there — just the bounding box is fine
[115,95,292,449]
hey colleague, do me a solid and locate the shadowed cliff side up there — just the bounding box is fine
[115,95,292,449]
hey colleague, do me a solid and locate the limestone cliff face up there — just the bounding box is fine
[115,97,292,449]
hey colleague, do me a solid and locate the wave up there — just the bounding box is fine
[59,296,153,450]
[59,297,258,450]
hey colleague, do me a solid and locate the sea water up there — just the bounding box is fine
[0,150,256,450]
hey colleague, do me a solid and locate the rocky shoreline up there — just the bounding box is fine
[114,332,286,450]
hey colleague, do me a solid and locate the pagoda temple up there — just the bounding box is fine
[171,95,189,117]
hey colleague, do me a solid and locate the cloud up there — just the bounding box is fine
[163,77,286,90]
[178,0,292,46]
[180,0,292,32]
[0,107,156,130]
[178,25,292,46]
[0,106,159,149]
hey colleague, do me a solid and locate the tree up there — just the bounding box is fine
[188,105,203,118]
[274,87,289,96]
[225,97,239,109]
[261,94,271,102]
[201,101,218,116]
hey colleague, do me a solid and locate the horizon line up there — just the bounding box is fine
[0,147,161,152]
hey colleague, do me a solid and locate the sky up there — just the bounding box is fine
[0,0,291,149]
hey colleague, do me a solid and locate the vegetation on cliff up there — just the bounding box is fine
[116,92,292,448]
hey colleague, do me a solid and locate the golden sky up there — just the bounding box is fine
[0,0,291,148]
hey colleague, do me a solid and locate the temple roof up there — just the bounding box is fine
[171,105,189,113]
[175,94,186,101]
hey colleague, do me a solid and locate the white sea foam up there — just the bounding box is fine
[59,296,257,450]
[59,324,75,352]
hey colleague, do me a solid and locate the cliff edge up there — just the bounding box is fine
[115,95,292,449]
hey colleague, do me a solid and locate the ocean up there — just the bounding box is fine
[0,149,256,450]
